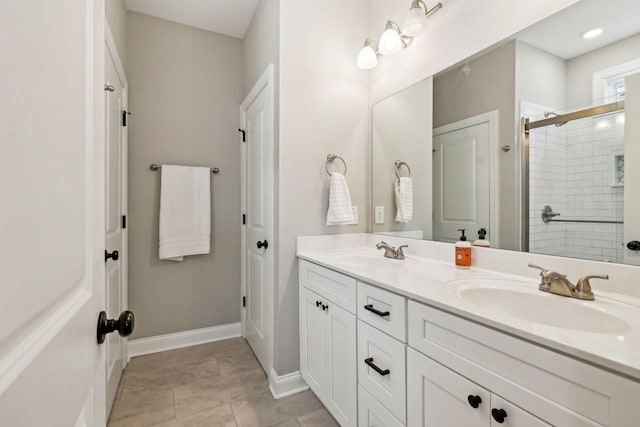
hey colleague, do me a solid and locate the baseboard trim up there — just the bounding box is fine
[268,368,309,399]
[128,322,241,360]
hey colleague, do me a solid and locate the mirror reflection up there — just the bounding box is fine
[372,0,640,266]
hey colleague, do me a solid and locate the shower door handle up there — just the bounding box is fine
[627,241,640,251]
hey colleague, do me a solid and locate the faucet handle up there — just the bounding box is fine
[575,274,609,298]
[397,245,408,259]
[528,263,548,276]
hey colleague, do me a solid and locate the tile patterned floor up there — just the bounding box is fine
[107,338,338,427]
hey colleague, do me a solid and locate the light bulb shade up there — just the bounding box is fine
[357,44,378,70]
[402,6,428,36]
[379,26,403,55]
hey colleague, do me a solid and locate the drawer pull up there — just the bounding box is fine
[364,304,390,317]
[491,408,507,423]
[467,395,482,408]
[364,357,390,376]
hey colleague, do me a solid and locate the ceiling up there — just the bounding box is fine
[516,0,640,59]
[125,0,260,39]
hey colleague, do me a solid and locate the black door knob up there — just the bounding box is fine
[97,310,135,344]
[627,241,640,251]
[105,250,119,262]
[467,395,482,408]
[257,240,268,250]
[492,408,507,423]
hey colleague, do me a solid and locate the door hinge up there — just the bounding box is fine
[122,110,131,127]
[242,214,246,225]
[122,215,127,229]
[242,296,246,307]
[238,128,246,142]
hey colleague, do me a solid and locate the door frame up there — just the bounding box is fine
[240,64,275,376]
[433,110,500,247]
[105,20,129,399]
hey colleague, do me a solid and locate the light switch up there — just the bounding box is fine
[375,206,384,224]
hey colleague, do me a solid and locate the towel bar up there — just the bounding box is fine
[150,163,220,174]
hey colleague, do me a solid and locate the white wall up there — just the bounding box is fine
[367,0,579,103]
[516,40,567,110]
[276,0,369,375]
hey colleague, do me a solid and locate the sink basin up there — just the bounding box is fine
[454,279,630,335]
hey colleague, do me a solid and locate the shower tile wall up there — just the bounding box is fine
[525,101,625,263]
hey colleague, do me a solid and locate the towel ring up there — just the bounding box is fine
[395,161,411,179]
[326,154,347,176]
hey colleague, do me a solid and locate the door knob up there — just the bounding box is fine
[257,240,268,250]
[105,250,119,262]
[627,241,640,251]
[97,310,135,344]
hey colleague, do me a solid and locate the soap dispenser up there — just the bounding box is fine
[474,228,490,247]
[455,229,472,269]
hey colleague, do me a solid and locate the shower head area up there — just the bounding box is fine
[522,101,626,263]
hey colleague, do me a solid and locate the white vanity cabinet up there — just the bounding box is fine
[298,258,640,427]
[299,260,357,427]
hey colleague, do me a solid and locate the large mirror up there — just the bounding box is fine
[372,0,640,266]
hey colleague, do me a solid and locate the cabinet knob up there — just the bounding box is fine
[491,408,507,423]
[322,304,328,311]
[467,395,482,408]
[316,300,322,307]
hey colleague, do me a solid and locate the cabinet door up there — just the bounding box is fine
[408,348,490,427]
[490,395,552,427]
[358,386,405,427]
[300,287,327,397]
[325,301,357,427]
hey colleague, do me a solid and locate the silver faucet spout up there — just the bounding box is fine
[528,264,608,300]
[376,241,401,259]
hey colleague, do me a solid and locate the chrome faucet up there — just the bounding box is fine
[376,241,408,260]
[528,263,608,301]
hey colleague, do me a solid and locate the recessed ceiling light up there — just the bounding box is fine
[583,28,604,39]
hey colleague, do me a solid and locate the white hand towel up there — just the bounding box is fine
[326,173,354,225]
[159,165,211,261]
[395,177,413,223]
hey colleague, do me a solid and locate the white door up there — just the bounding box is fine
[241,65,274,374]
[0,1,107,426]
[104,27,128,415]
[624,74,640,266]
[433,121,491,243]
[407,348,490,427]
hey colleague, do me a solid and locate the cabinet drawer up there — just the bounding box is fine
[358,386,405,427]
[358,320,406,424]
[299,260,356,313]
[490,394,551,427]
[357,281,406,342]
[408,301,635,426]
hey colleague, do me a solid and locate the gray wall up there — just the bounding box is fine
[127,12,243,339]
[566,33,640,107]
[105,0,128,71]
[515,40,566,111]
[433,41,519,250]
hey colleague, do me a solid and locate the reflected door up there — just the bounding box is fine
[433,122,490,243]
[624,74,640,266]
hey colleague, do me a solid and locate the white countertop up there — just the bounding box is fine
[297,236,640,380]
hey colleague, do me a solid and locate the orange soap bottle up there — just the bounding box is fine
[455,229,472,269]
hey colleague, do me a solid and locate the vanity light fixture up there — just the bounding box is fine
[357,0,443,70]
[357,39,379,70]
[402,0,443,37]
[379,21,411,55]
[582,28,603,39]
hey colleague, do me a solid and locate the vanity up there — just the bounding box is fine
[297,234,640,427]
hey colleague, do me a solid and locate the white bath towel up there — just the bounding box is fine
[159,165,211,261]
[395,177,413,223]
[326,172,354,225]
